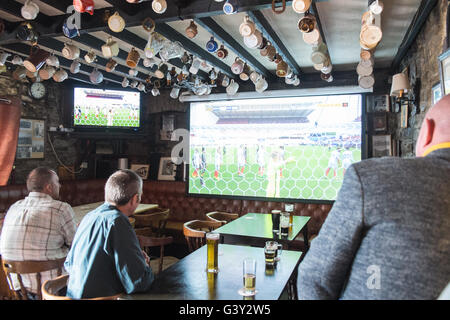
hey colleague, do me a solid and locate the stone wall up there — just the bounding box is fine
[395,0,448,157]
[0,71,81,184]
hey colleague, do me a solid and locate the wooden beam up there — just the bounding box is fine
[195,16,273,80]
[247,10,302,76]
[37,0,72,14]
[390,0,439,72]
[155,23,235,79]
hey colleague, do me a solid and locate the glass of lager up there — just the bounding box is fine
[280,212,290,236]
[241,258,257,296]
[265,241,282,265]
[285,203,294,226]
[206,232,219,273]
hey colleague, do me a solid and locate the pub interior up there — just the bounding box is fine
[0,0,449,303]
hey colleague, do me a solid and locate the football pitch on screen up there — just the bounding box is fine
[74,109,139,127]
[189,145,361,201]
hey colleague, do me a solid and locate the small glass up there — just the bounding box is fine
[239,258,257,296]
[285,204,294,226]
[265,240,282,265]
[280,212,290,236]
[206,232,219,273]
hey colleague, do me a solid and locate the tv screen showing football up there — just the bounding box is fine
[188,94,363,202]
[73,87,141,128]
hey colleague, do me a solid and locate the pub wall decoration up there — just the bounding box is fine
[17,118,45,159]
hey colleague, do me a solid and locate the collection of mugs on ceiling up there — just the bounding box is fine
[357,0,383,90]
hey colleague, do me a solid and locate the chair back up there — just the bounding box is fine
[2,257,65,300]
[41,274,121,300]
[206,211,239,226]
[183,220,222,252]
[134,208,170,236]
[136,234,176,274]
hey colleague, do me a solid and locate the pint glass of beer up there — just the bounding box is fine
[280,212,290,236]
[206,232,220,273]
[265,241,282,265]
[271,209,281,233]
[285,204,294,226]
[243,258,256,296]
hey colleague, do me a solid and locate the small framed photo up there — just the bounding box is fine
[157,157,176,181]
[131,164,150,180]
[432,82,442,106]
[372,112,387,133]
[373,95,390,112]
[372,135,392,158]
[439,48,450,96]
[400,103,409,128]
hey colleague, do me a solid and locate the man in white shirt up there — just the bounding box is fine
[0,167,76,299]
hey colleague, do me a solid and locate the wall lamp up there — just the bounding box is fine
[390,72,415,104]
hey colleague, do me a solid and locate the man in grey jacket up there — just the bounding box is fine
[297,95,450,300]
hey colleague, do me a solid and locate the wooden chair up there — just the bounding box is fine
[41,274,121,300]
[183,220,222,252]
[2,257,65,300]
[133,208,170,237]
[206,211,239,226]
[136,232,179,275]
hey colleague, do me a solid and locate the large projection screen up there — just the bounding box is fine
[188,94,363,202]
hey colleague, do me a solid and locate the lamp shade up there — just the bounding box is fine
[390,73,411,97]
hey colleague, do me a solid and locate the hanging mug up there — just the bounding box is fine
[274,54,283,64]
[89,68,103,84]
[142,17,156,33]
[303,28,321,45]
[12,55,23,65]
[226,79,239,95]
[185,21,198,39]
[143,57,156,68]
[250,71,260,84]
[108,12,126,32]
[255,76,268,93]
[17,23,38,42]
[298,14,316,33]
[231,58,244,75]
[106,59,118,72]
[62,43,80,60]
[276,60,288,77]
[243,30,263,49]
[129,68,138,77]
[21,0,40,20]
[152,0,167,14]
[292,0,311,14]
[155,63,168,79]
[121,77,129,88]
[46,54,59,67]
[23,46,49,73]
[189,58,201,74]
[126,47,140,68]
[53,68,68,82]
[39,65,55,80]
[216,45,228,59]
[62,18,80,39]
[101,37,119,58]
[84,50,96,64]
[223,0,238,15]
[70,60,81,74]
[206,37,219,53]
[221,74,230,87]
[12,66,28,80]
[239,64,250,81]
[73,0,95,15]
[239,15,255,37]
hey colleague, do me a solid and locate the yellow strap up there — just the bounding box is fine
[422,142,450,157]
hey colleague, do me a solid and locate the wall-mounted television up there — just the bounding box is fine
[73,87,141,129]
[187,94,365,203]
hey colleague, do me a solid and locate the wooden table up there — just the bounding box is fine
[215,213,310,249]
[120,244,302,300]
[72,202,158,225]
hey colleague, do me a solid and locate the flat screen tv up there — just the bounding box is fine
[73,87,141,129]
[187,94,365,202]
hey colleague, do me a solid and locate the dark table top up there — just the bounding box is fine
[120,244,303,300]
[215,213,310,245]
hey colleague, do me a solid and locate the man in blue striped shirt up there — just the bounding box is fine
[64,170,154,299]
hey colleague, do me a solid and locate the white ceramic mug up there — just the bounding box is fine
[221,75,230,87]
[151,87,160,96]
[129,69,138,77]
[143,57,156,68]
[239,15,256,37]
[292,0,311,13]
[101,37,119,58]
[70,60,81,74]
[189,58,201,74]
[84,51,96,64]
[108,12,126,32]
[152,0,167,14]
[255,76,268,93]
[89,68,103,84]
[21,0,40,20]
[121,77,129,87]
[130,80,138,88]
[46,54,59,67]
[250,71,260,84]
[0,52,10,65]
[138,83,146,91]
[170,87,180,99]
[303,28,321,45]
[226,79,239,95]
[243,30,263,49]
[62,43,80,60]
[12,55,23,65]
[53,68,68,82]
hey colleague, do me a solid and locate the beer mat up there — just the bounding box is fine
[244,216,255,219]
[237,288,258,297]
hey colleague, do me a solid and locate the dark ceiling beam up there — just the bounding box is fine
[195,16,273,80]
[309,0,328,47]
[102,29,208,80]
[0,0,56,27]
[0,43,122,85]
[155,23,235,79]
[0,0,293,44]
[247,10,302,76]
[390,0,438,72]
[37,0,72,14]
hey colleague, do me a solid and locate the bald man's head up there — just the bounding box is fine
[26,167,60,199]
[415,94,450,156]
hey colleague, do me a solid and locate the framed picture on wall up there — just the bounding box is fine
[439,48,450,96]
[372,135,392,158]
[372,112,387,133]
[400,103,409,128]
[157,157,176,181]
[16,118,45,159]
[432,82,442,106]
[131,164,150,180]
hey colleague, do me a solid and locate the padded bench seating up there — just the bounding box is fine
[0,179,332,250]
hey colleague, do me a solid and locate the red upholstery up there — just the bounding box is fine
[0,179,332,245]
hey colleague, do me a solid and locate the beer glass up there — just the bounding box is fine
[206,232,219,273]
[242,258,256,296]
[271,209,281,233]
[280,212,290,236]
[265,241,282,265]
[285,203,294,226]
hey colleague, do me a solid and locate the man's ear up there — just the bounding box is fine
[423,118,435,147]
